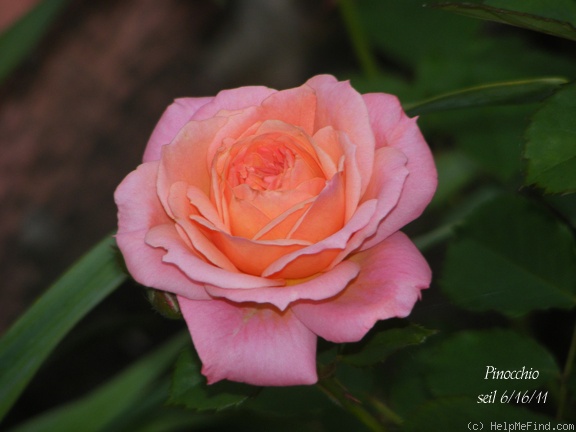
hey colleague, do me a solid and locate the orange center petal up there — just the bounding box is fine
[212,122,332,240]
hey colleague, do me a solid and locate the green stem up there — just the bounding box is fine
[339,0,379,79]
[317,376,397,432]
[557,320,576,420]
[368,396,403,426]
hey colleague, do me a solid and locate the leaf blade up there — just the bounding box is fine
[0,235,127,422]
[404,77,568,116]
[525,82,576,194]
[441,195,576,317]
[0,0,70,83]
[7,332,188,432]
[433,2,576,41]
[341,324,436,367]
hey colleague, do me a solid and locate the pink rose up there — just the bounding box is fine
[114,75,437,386]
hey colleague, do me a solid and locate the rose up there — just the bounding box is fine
[114,75,437,386]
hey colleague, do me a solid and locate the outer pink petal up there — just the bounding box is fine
[306,75,375,196]
[205,260,360,311]
[143,97,213,163]
[145,224,283,290]
[292,232,431,343]
[179,297,318,386]
[114,162,209,299]
[191,86,277,121]
[361,93,437,248]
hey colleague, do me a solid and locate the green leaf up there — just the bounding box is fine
[483,0,576,24]
[7,332,188,432]
[168,347,256,411]
[403,397,555,432]
[434,1,576,41]
[525,82,576,194]
[404,78,568,116]
[0,0,70,83]
[341,324,436,367]
[0,235,126,422]
[424,329,560,398]
[441,195,576,316]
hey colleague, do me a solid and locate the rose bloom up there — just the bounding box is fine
[115,75,437,386]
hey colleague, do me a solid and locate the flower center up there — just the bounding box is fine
[230,143,295,191]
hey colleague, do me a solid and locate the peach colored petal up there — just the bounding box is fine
[340,131,362,222]
[262,199,377,278]
[143,97,213,163]
[167,182,238,272]
[145,224,283,289]
[242,120,324,176]
[191,86,277,121]
[288,172,345,243]
[253,196,315,241]
[225,186,271,238]
[158,116,228,218]
[179,297,318,385]
[230,182,320,221]
[306,75,375,196]
[267,248,341,280]
[114,162,209,299]
[205,260,360,311]
[360,93,437,249]
[333,146,409,263]
[310,128,362,222]
[311,127,343,186]
[292,232,431,343]
[257,84,318,135]
[198,220,309,276]
[187,185,227,232]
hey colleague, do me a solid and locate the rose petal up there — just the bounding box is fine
[114,162,209,299]
[226,186,272,238]
[143,97,213,163]
[306,75,375,196]
[187,185,228,232]
[258,84,318,135]
[116,162,167,231]
[146,224,283,289]
[361,93,437,249]
[288,172,345,243]
[309,127,339,179]
[158,116,228,217]
[332,146,409,263]
[205,259,360,311]
[262,199,377,279]
[179,297,318,386]
[196,219,309,276]
[293,232,431,342]
[191,86,277,121]
[253,196,315,241]
[312,126,344,174]
[167,182,238,272]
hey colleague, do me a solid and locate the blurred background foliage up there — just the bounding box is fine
[0,0,575,431]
